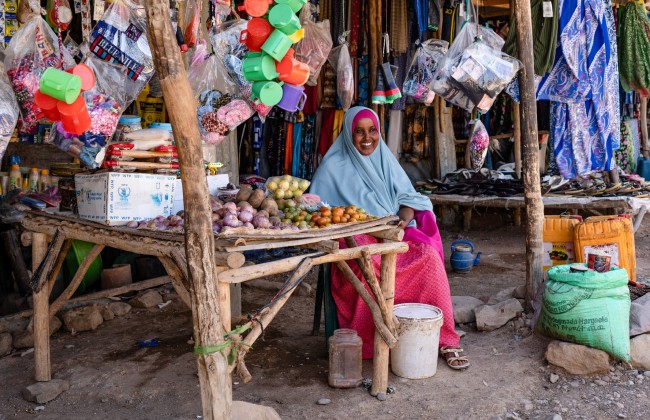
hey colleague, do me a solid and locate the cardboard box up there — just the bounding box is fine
[75,172,176,226]
[172,174,229,214]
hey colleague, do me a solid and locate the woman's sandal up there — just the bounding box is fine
[440,346,470,370]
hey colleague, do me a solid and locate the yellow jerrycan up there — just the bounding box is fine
[543,215,582,271]
[574,215,636,282]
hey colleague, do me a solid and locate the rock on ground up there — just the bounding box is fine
[108,301,131,316]
[61,305,104,333]
[545,341,610,375]
[27,316,62,335]
[21,379,69,403]
[12,331,34,349]
[475,298,523,331]
[0,332,12,356]
[129,290,163,308]
[630,334,650,370]
[487,287,517,305]
[452,296,484,323]
[232,401,281,420]
[99,306,115,321]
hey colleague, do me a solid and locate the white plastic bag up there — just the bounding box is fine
[295,3,333,86]
[0,59,19,162]
[403,39,448,105]
[335,43,354,111]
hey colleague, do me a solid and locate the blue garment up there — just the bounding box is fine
[292,121,303,176]
[537,0,620,179]
[310,107,433,217]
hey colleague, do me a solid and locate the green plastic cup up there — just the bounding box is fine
[269,4,301,35]
[39,67,82,104]
[261,29,294,61]
[274,0,307,13]
[243,52,279,82]
[251,80,284,106]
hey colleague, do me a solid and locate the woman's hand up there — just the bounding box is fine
[397,206,415,229]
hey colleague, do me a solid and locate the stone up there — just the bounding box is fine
[108,302,131,317]
[317,398,331,405]
[487,287,517,305]
[0,332,12,356]
[513,285,527,299]
[128,290,163,308]
[0,313,30,335]
[594,380,608,386]
[231,401,281,420]
[21,379,69,403]
[545,341,610,375]
[376,392,387,401]
[644,371,650,377]
[630,334,650,370]
[99,306,114,321]
[12,331,34,349]
[61,305,104,333]
[549,373,559,384]
[520,399,534,411]
[475,299,524,332]
[451,296,484,324]
[162,292,178,302]
[49,316,62,335]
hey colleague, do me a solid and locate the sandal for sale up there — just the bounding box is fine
[440,346,470,370]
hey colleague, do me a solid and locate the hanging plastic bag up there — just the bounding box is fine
[184,0,202,49]
[0,57,19,162]
[469,120,489,170]
[403,39,448,105]
[295,3,333,86]
[88,0,154,87]
[4,17,75,135]
[189,42,254,145]
[328,42,354,111]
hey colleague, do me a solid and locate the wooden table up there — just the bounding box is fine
[22,211,407,397]
[429,194,650,232]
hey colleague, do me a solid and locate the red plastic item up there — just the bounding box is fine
[35,90,61,122]
[57,97,91,135]
[237,0,273,17]
[66,64,96,92]
[153,145,177,152]
[276,48,310,85]
[107,143,136,152]
[240,18,273,52]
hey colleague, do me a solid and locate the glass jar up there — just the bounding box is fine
[115,115,142,142]
[328,328,363,388]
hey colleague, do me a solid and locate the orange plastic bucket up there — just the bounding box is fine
[66,64,96,92]
[237,0,273,17]
[240,18,273,52]
[276,48,310,85]
[58,97,91,135]
[35,90,61,122]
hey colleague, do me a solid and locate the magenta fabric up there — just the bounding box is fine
[403,210,444,261]
[351,109,380,132]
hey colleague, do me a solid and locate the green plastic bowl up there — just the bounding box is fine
[64,240,103,294]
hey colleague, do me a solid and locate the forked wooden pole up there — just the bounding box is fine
[371,251,397,397]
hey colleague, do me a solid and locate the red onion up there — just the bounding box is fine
[212,213,221,222]
[238,210,254,223]
[242,222,254,229]
[212,223,222,233]
[223,202,237,212]
[126,221,138,228]
[252,215,271,229]
[222,213,240,227]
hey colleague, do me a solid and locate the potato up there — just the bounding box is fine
[235,187,253,203]
[247,189,266,209]
[260,198,279,216]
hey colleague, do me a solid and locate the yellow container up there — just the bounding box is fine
[543,216,581,271]
[574,216,636,282]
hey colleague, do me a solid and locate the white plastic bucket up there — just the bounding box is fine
[390,303,444,379]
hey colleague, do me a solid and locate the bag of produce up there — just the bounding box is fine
[536,264,631,361]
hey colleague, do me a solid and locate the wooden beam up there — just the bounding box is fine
[371,251,397,397]
[514,0,544,307]
[144,1,230,418]
[31,233,50,382]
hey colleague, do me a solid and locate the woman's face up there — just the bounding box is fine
[352,118,380,156]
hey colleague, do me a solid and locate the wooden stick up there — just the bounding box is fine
[31,230,65,292]
[0,229,31,295]
[371,251,397,397]
[368,228,404,242]
[46,239,73,295]
[641,97,649,159]
[32,233,50,382]
[219,241,409,284]
[158,257,192,308]
[49,244,105,317]
[235,259,314,382]
[299,240,340,253]
[334,260,397,348]
[513,102,522,179]
[216,266,231,333]
[214,252,245,269]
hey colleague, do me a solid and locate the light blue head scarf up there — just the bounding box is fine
[310,106,433,217]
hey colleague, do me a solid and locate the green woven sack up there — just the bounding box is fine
[536,264,631,361]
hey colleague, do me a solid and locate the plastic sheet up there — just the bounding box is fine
[295,3,333,86]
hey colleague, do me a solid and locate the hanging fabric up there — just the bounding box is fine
[618,1,650,95]
[402,104,429,162]
[389,0,409,55]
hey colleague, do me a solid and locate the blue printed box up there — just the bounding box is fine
[75,172,176,226]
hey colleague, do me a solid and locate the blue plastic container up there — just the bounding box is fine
[637,157,650,180]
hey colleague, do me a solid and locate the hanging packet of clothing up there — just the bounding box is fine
[403,39,448,105]
[4,16,75,135]
[188,41,254,145]
[89,0,154,85]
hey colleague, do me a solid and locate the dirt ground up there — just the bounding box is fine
[1,209,650,420]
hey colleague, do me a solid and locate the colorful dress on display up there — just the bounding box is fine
[536,0,620,179]
[310,106,460,359]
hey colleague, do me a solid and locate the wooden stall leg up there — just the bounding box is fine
[217,267,231,333]
[514,208,522,227]
[371,252,397,398]
[32,233,50,382]
[463,208,472,231]
[158,256,192,308]
[438,205,455,227]
[230,283,242,320]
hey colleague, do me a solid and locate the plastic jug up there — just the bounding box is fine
[574,216,636,282]
[637,156,650,181]
[276,48,310,85]
[251,80,284,106]
[65,64,96,92]
[328,329,362,388]
[35,90,61,121]
[239,17,273,52]
[275,0,307,13]
[242,52,279,81]
[261,29,294,61]
[39,67,82,104]
[58,96,91,135]
[268,4,302,35]
[277,83,306,112]
[543,215,582,271]
[449,240,481,273]
[237,0,273,17]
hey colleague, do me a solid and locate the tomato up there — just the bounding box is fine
[332,207,344,218]
[319,206,330,213]
[321,209,332,218]
[349,214,359,222]
[332,215,341,224]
